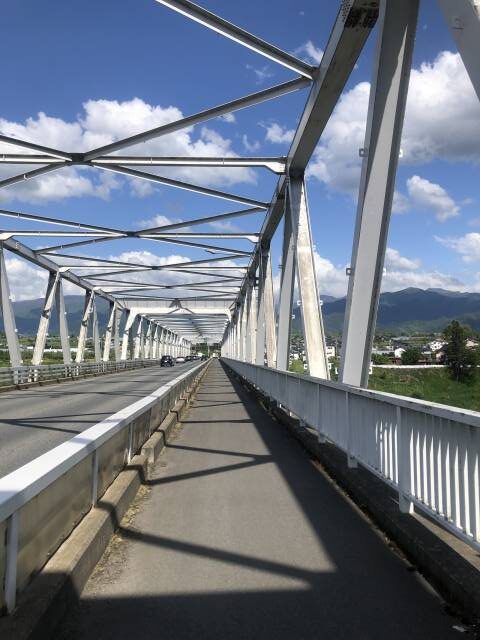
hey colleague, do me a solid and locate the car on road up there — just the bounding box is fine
[160,355,174,367]
[176,356,186,363]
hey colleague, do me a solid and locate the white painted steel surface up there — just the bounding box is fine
[223,358,480,552]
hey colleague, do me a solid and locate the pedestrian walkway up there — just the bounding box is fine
[61,360,458,639]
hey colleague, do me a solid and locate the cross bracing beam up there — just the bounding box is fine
[93,156,287,174]
[139,207,265,233]
[0,207,123,234]
[93,164,269,208]
[233,0,380,328]
[0,163,70,190]
[0,134,71,160]
[83,78,309,161]
[154,0,315,78]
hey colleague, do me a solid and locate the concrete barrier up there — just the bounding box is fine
[0,359,209,617]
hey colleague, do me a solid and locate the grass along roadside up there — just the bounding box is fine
[368,368,480,412]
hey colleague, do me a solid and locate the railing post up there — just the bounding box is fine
[5,511,19,614]
[91,449,99,507]
[346,392,357,468]
[397,406,414,513]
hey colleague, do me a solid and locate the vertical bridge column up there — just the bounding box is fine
[0,243,22,367]
[289,177,329,379]
[276,177,329,378]
[103,301,116,362]
[340,0,419,387]
[256,247,276,366]
[92,297,101,363]
[121,309,137,360]
[76,290,95,363]
[55,277,71,365]
[134,316,143,359]
[32,271,60,366]
[244,278,256,363]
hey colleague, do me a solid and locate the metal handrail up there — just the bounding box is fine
[223,358,480,553]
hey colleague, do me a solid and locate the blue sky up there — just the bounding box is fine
[1,0,480,300]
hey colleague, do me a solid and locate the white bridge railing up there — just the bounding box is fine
[0,360,209,614]
[0,359,160,388]
[223,358,480,552]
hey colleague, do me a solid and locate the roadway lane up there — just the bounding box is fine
[0,361,199,479]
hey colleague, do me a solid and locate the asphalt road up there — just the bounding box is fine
[0,361,199,479]
[59,361,459,640]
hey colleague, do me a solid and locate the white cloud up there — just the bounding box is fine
[245,64,274,84]
[0,98,255,204]
[385,248,421,270]
[307,51,480,195]
[294,40,323,65]
[311,247,463,298]
[137,214,177,228]
[242,134,260,153]
[392,190,410,214]
[4,256,48,301]
[264,122,295,145]
[435,232,480,263]
[406,175,460,222]
[218,113,236,124]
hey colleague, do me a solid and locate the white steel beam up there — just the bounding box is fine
[0,244,22,367]
[276,199,295,371]
[93,164,269,209]
[103,301,116,362]
[154,0,314,77]
[76,290,95,363]
[84,78,309,161]
[289,178,329,379]
[437,0,480,101]
[92,298,101,362]
[55,278,72,365]
[94,156,286,174]
[0,134,71,160]
[32,272,60,366]
[340,0,419,387]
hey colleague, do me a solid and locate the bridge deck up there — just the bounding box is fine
[61,360,458,639]
[0,361,198,478]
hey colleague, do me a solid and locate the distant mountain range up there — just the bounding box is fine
[2,288,480,336]
[2,296,111,336]
[299,288,480,334]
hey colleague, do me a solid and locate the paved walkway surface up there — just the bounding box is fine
[0,361,197,478]
[61,360,459,640]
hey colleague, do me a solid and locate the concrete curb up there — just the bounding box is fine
[228,367,480,623]
[0,362,209,640]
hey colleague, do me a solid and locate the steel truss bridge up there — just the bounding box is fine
[0,0,478,385]
[1,0,480,628]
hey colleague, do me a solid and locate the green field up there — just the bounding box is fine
[368,368,480,412]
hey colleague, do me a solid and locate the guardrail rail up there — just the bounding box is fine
[223,358,480,553]
[0,359,161,388]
